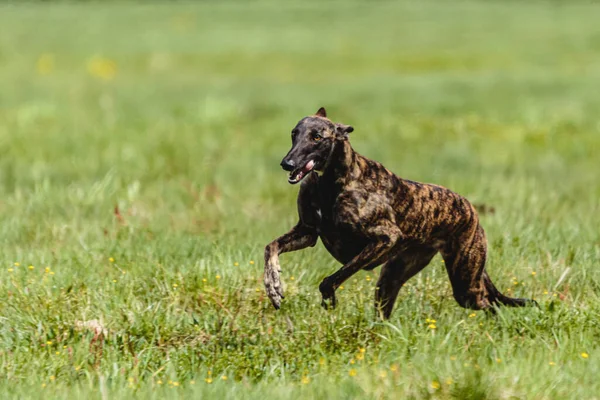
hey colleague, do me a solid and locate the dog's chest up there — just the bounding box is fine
[312,190,370,264]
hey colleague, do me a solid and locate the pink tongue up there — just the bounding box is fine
[289,160,315,183]
[304,160,315,172]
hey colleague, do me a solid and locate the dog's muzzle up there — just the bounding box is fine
[280,159,295,171]
[288,160,315,184]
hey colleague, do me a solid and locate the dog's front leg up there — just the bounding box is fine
[319,229,400,309]
[264,223,317,309]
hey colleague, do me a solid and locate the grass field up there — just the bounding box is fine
[1,1,600,398]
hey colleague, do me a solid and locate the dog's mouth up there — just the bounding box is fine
[288,160,315,184]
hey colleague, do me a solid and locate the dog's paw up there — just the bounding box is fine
[264,264,285,309]
[319,278,336,310]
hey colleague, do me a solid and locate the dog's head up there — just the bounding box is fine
[280,107,354,184]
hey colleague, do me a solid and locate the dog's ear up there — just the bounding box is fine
[315,107,327,118]
[335,123,354,140]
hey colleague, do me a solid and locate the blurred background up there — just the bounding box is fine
[2,2,599,244]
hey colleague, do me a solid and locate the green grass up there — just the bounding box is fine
[1,1,600,398]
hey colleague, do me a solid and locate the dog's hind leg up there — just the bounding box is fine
[441,224,534,310]
[375,247,437,320]
[441,223,491,310]
[264,223,318,309]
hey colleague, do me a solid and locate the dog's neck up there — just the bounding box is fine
[320,139,357,185]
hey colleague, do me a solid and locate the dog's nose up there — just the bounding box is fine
[280,159,295,171]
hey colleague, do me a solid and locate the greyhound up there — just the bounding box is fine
[264,107,535,319]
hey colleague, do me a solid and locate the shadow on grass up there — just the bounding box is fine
[451,370,498,400]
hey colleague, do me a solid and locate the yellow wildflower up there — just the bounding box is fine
[348,369,357,377]
[221,375,227,381]
[496,358,502,363]
[446,378,454,385]
[549,362,556,366]
[581,353,589,359]
[205,377,213,384]
[109,257,115,263]
[216,275,221,280]
[428,324,436,329]
[390,364,398,372]
[14,262,20,266]
[249,260,255,265]
[37,53,55,75]
[28,265,34,270]
[301,376,310,384]
[8,268,13,273]
[431,381,440,390]
[469,313,476,318]
[87,56,117,81]
[233,262,239,267]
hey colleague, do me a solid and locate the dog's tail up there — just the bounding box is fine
[483,272,538,307]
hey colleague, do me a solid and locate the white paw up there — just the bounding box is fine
[264,262,284,309]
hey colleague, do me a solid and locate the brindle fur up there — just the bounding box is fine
[264,108,535,319]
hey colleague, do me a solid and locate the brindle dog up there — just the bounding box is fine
[264,108,534,319]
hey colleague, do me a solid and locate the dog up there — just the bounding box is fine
[264,107,535,319]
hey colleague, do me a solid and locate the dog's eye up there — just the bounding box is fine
[312,132,322,141]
